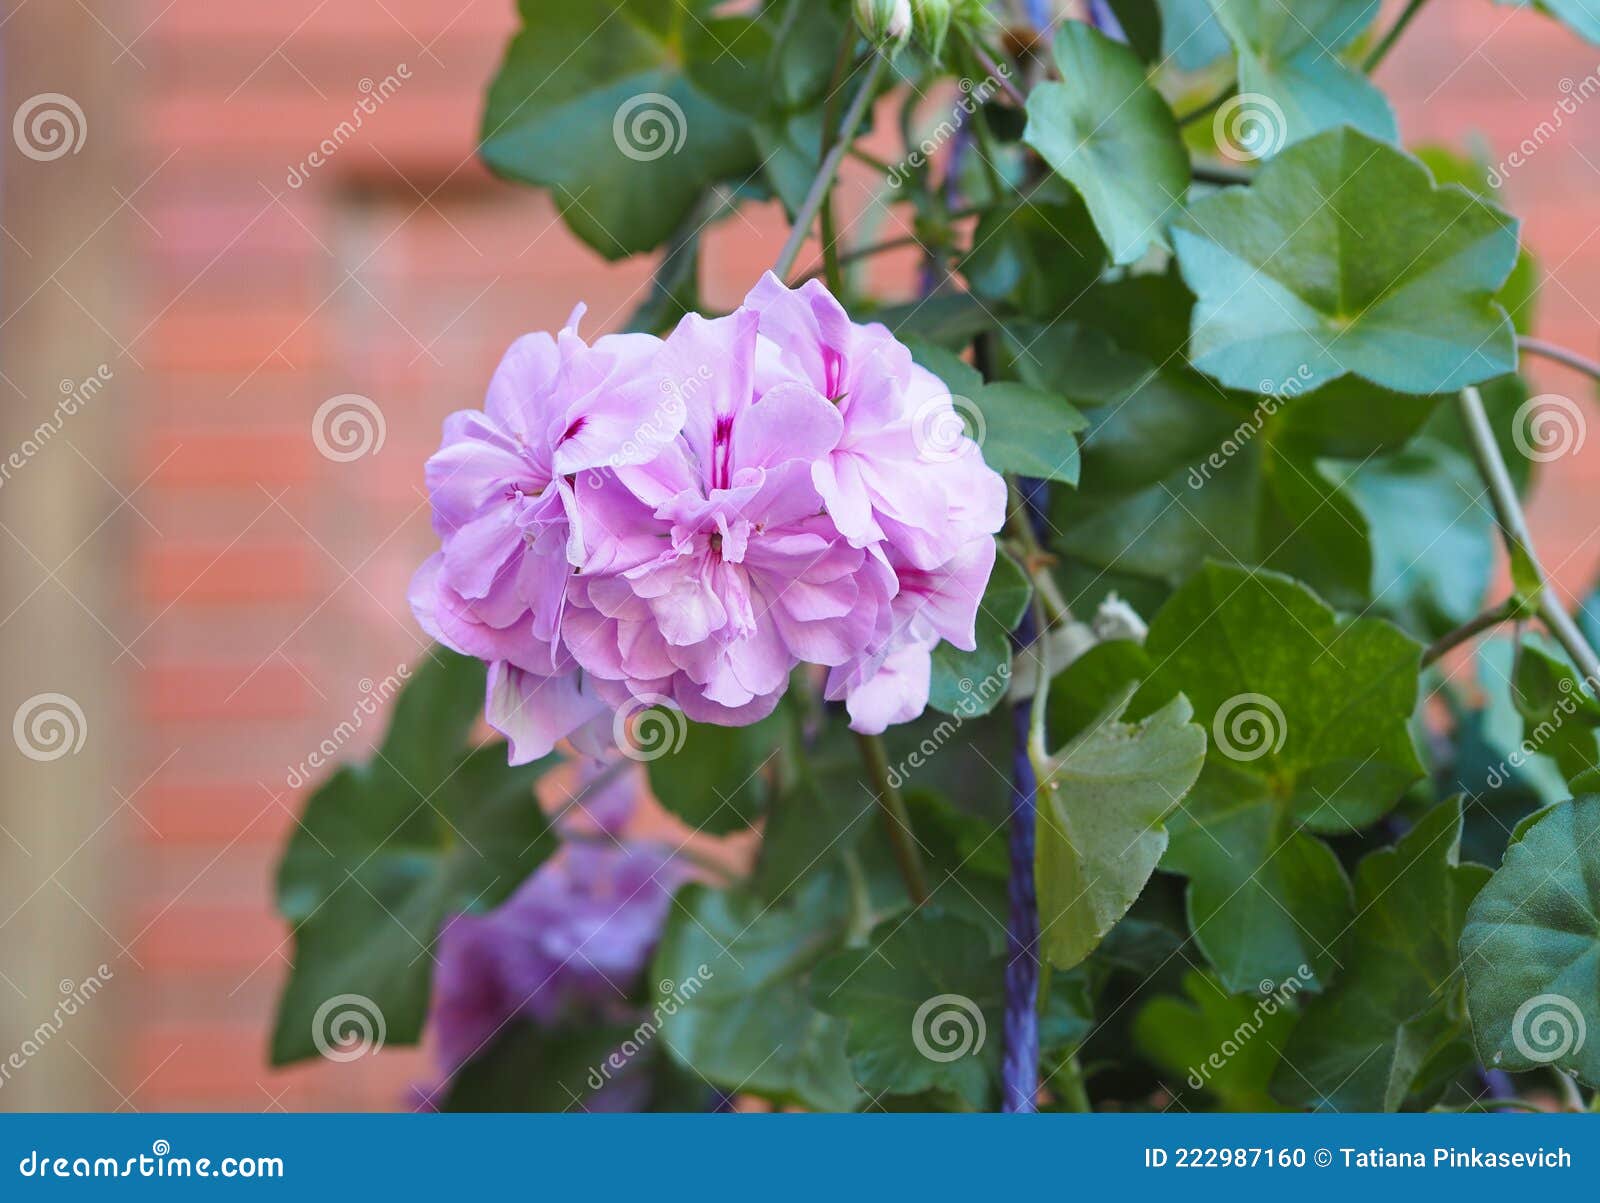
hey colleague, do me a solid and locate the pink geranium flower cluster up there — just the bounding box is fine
[411,273,1005,763]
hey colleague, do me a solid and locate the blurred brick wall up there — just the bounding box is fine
[0,0,1596,1111]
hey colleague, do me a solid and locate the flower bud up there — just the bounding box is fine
[854,0,912,51]
[912,0,952,56]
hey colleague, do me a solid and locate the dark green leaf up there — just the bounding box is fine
[271,650,556,1064]
[481,0,761,258]
[654,873,863,1111]
[812,910,1004,1108]
[1136,564,1424,992]
[1275,800,1490,1111]
[1135,970,1299,1111]
[1462,794,1600,1084]
[644,708,785,835]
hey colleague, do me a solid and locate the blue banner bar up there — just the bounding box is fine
[0,1114,1594,1198]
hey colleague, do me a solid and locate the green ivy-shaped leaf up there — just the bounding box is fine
[1173,127,1521,396]
[1036,690,1207,970]
[1462,794,1600,1084]
[1134,970,1299,1111]
[1024,21,1190,264]
[1209,0,1396,150]
[1034,301,1439,612]
[1274,799,1490,1111]
[1135,563,1425,993]
[481,0,762,258]
[271,650,556,1064]
[812,910,1004,1109]
[653,872,862,1112]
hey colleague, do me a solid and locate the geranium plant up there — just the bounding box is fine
[271,0,1600,1113]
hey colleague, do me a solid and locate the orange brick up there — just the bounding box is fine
[141,664,311,723]
[141,543,314,604]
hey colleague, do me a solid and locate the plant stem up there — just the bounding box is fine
[1006,483,1072,627]
[1457,386,1600,684]
[1003,616,1042,1114]
[1519,335,1600,383]
[1054,1051,1092,1112]
[1192,162,1253,187]
[816,33,859,296]
[1363,0,1431,73]
[1420,596,1525,668]
[1178,84,1235,129]
[772,52,888,281]
[855,731,930,907]
[964,34,1028,107]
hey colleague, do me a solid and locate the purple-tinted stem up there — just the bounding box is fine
[1085,0,1128,41]
[1477,1067,1517,1113]
[1002,478,1050,1113]
[1003,639,1042,1113]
